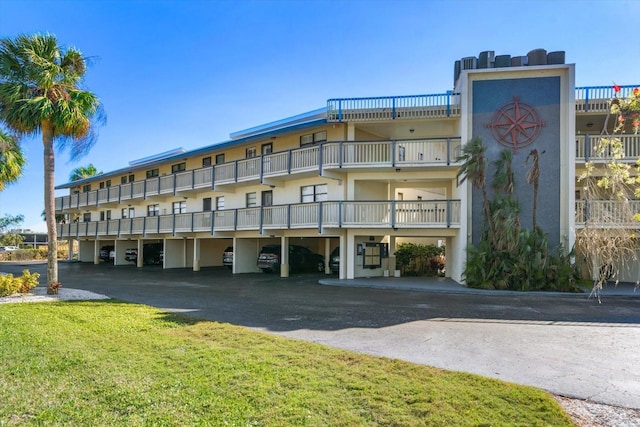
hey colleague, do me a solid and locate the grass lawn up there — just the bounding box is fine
[0,300,575,426]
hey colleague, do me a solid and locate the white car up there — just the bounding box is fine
[0,246,19,251]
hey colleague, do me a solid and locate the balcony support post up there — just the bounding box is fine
[390,200,396,229]
[446,200,451,228]
[585,134,590,161]
[318,202,323,234]
[446,138,451,165]
[259,206,264,235]
[391,140,396,167]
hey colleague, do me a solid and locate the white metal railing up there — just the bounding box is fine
[291,145,320,173]
[57,199,461,238]
[214,163,235,185]
[193,168,212,189]
[576,134,640,162]
[575,200,640,228]
[213,210,235,230]
[175,170,193,192]
[237,158,261,182]
[159,175,174,194]
[236,207,260,230]
[55,138,463,211]
[262,205,288,229]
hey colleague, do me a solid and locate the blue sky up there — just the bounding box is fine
[1,0,639,232]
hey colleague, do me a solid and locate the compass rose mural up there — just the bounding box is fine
[484,97,545,153]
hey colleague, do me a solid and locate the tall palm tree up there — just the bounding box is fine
[69,163,101,181]
[0,33,103,293]
[0,128,25,190]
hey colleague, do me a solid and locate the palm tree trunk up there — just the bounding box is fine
[42,119,59,292]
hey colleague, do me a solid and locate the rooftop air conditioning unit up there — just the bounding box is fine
[461,56,477,70]
[478,51,495,69]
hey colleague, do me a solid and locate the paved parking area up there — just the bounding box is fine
[2,261,639,410]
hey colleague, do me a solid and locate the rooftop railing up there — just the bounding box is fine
[57,199,461,239]
[327,85,639,122]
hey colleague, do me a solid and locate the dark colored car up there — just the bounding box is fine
[257,244,324,273]
[329,246,340,274]
[223,246,233,269]
[99,245,115,262]
[125,243,164,265]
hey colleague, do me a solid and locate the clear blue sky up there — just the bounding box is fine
[1,0,638,232]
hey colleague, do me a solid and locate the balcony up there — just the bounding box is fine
[576,134,640,163]
[57,199,461,239]
[55,138,462,212]
[575,200,640,229]
[326,85,639,123]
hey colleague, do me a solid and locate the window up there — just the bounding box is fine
[301,184,328,203]
[203,197,212,211]
[82,184,91,192]
[300,130,327,146]
[83,212,91,222]
[172,201,186,214]
[246,147,257,158]
[246,192,257,208]
[171,162,186,173]
[146,168,159,179]
[99,182,105,189]
[147,204,159,217]
[261,143,273,155]
[122,207,134,218]
[99,210,112,221]
[121,176,127,184]
[128,174,134,183]
[106,180,111,187]
[216,196,225,210]
[202,157,212,167]
[215,154,225,164]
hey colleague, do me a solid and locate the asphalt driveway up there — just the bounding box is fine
[2,260,639,410]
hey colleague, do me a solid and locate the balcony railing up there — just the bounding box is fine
[56,138,462,212]
[575,85,637,113]
[575,200,640,228]
[326,85,639,122]
[57,199,461,239]
[576,134,640,162]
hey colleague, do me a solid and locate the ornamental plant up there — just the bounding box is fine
[0,269,40,296]
[577,84,640,301]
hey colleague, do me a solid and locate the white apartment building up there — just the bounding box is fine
[55,49,640,283]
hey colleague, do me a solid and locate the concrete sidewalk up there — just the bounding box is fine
[320,275,640,297]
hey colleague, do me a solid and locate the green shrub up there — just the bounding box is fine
[395,243,445,276]
[0,269,40,296]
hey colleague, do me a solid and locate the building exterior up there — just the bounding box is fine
[55,49,640,283]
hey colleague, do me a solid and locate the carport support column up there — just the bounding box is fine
[193,238,200,271]
[280,236,289,278]
[68,238,76,262]
[346,230,356,279]
[324,238,331,275]
[93,240,100,264]
[388,236,397,274]
[137,239,143,268]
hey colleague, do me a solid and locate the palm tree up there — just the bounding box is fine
[69,163,101,181]
[0,128,25,190]
[456,137,493,236]
[0,33,103,293]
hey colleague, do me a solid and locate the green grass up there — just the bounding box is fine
[0,300,574,426]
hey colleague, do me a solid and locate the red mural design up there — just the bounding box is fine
[484,97,545,153]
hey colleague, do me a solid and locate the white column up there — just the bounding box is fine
[193,238,200,271]
[280,236,289,277]
[93,240,99,264]
[137,239,143,268]
[324,238,331,275]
